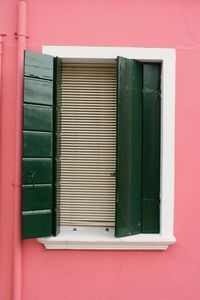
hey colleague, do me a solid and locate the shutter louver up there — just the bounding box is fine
[58,63,117,227]
[115,57,143,237]
[22,51,54,239]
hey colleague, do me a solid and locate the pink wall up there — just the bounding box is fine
[1,0,200,299]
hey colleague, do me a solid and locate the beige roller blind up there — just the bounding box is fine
[58,62,116,227]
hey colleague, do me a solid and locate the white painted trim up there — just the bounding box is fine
[38,227,175,250]
[40,46,176,250]
[43,46,175,62]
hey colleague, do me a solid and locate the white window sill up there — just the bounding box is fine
[38,227,176,250]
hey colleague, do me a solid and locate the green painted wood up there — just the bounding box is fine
[22,185,52,211]
[142,63,161,233]
[52,57,62,236]
[24,51,53,80]
[23,158,52,185]
[23,132,52,158]
[22,211,52,239]
[142,200,160,233]
[55,158,61,182]
[23,104,52,132]
[115,57,143,237]
[22,51,55,239]
[54,56,62,84]
[24,77,53,105]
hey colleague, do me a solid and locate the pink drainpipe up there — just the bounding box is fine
[0,33,6,299]
[13,1,27,299]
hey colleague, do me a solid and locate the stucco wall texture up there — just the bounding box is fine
[0,1,200,299]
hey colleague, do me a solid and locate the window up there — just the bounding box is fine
[22,46,176,250]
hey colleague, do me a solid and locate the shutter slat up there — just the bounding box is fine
[59,63,116,227]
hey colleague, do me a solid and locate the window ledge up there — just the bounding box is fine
[38,227,176,250]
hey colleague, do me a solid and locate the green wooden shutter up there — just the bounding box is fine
[22,50,55,239]
[142,63,161,233]
[115,57,143,237]
[115,58,161,237]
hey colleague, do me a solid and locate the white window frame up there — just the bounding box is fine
[38,46,176,250]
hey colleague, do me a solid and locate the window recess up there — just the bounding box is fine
[22,46,176,250]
